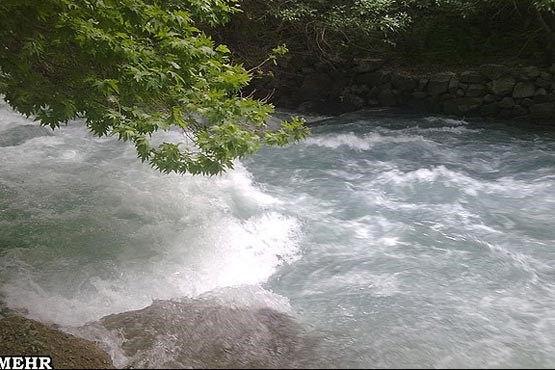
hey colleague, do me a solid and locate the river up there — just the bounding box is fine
[1,101,554,368]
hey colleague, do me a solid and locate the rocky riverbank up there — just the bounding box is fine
[0,315,114,369]
[256,59,555,121]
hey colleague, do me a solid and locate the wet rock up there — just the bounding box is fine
[0,316,113,369]
[80,297,325,369]
[0,125,53,147]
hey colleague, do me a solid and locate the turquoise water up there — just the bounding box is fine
[1,102,554,368]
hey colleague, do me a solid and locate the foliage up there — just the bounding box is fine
[0,0,308,175]
[229,0,555,64]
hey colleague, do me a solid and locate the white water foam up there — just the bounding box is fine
[304,131,430,151]
[0,103,302,326]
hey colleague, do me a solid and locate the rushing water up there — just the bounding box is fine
[1,100,554,368]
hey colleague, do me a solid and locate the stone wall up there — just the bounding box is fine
[260,59,555,120]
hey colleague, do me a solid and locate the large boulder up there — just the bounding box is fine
[466,84,487,97]
[513,82,536,99]
[519,66,541,80]
[298,73,334,101]
[498,97,515,109]
[0,316,113,369]
[427,72,455,96]
[459,71,486,84]
[478,64,511,80]
[489,76,516,96]
[391,74,417,91]
[377,88,397,106]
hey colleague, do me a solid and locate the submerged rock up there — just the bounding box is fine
[0,125,53,147]
[78,294,330,369]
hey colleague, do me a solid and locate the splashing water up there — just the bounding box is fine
[1,101,555,368]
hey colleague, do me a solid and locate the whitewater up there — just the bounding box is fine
[1,101,554,368]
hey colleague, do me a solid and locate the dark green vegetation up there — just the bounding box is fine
[0,0,308,175]
[2,1,555,174]
[222,0,555,67]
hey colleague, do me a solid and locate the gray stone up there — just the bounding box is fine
[479,64,510,80]
[533,94,553,103]
[459,83,469,90]
[489,76,516,96]
[391,74,417,91]
[354,58,386,73]
[440,93,456,101]
[378,89,397,106]
[418,78,429,91]
[299,74,333,100]
[480,102,500,116]
[367,99,380,106]
[535,88,548,97]
[530,102,555,118]
[428,73,455,96]
[513,82,536,98]
[536,78,551,88]
[442,97,483,115]
[459,71,485,84]
[498,97,515,109]
[456,89,465,97]
[484,94,497,103]
[466,84,487,97]
[368,86,380,98]
[448,78,459,93]
[357,70,391,86]
[521,98,534,107]
[343,94,365,109]
[539,71,551,81]
[550,65,555,74]
[411,91,428,100]
[521,66,541,80]
[512,105,528,116]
